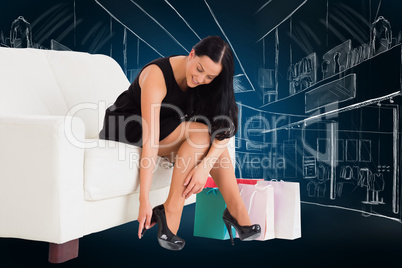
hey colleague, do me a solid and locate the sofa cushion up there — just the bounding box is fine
[84,140,173,201]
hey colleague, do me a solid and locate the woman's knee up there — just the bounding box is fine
[184,121,211,148]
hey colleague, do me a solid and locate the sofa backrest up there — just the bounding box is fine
[0,48,236,163]
[0,48,130,139]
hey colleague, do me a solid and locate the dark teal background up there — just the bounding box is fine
[1,203,402,267]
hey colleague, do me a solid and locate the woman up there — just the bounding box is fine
[99,36,261,250]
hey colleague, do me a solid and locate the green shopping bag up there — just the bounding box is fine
[193,188,235,240]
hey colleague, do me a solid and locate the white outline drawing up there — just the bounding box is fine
[204,0,256,93]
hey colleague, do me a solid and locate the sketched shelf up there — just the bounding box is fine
[260,44,402,132]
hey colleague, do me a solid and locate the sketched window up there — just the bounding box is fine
[317,139,344,162]
[337,140,344,162]
[359,140,372,162]
[317,138,330,162]
[346,139,358,162]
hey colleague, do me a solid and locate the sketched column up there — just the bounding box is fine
[329,122,337,200]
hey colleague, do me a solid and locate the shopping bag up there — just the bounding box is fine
[236,178,264,185]
[203,176,263,188]
[194,177,263,240]
[193,188,235,240]
[237,183,275,240]
[257,180,301,240]
[203,176,217,188]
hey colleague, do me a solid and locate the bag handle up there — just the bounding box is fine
[257,179,284,187]
[239,184,271,214]
[206,188,219,196]
[239,189,257,214]
[254,183,272,191]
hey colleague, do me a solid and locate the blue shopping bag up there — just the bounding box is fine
[193,188,235,240]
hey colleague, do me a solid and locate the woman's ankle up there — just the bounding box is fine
[163,202,183,235]
[228,205,251,226]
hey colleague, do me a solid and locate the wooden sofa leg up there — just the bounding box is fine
[48,239,79,263]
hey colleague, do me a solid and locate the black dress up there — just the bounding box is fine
[99,56,188,146]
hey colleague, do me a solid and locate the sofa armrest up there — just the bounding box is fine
[0,115,85,243]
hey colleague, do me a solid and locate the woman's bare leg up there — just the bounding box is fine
[157,122,211,234]
[209,147,251,226]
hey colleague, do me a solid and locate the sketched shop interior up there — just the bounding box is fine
[234,1,402,222]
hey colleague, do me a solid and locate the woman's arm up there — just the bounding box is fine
[137,65,167,238]
[182,138,230,199]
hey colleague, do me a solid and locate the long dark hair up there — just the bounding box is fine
[187,36,238,141]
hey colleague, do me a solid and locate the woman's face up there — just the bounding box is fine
[186,49,222,88]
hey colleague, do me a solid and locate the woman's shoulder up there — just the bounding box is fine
[143,56,171,71]
[138,64,167,97]
[139,56,170,81]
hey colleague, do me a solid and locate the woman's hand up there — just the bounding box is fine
[182,164,210,199]
[137,199,156,239]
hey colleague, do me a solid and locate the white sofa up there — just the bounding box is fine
[0,48,235,263]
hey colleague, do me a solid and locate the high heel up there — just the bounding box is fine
[152,204,185,251]
[140,215,155,238]
[224,220,235,245]
[222,208,261,245]
[140,209,158,238]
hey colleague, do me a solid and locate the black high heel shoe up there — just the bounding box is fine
[151,204,185,251]
[140,218,156,238]
[222,208,261,245]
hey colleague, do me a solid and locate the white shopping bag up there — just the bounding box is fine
[257,180,301,240]
[238,183,275,241]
